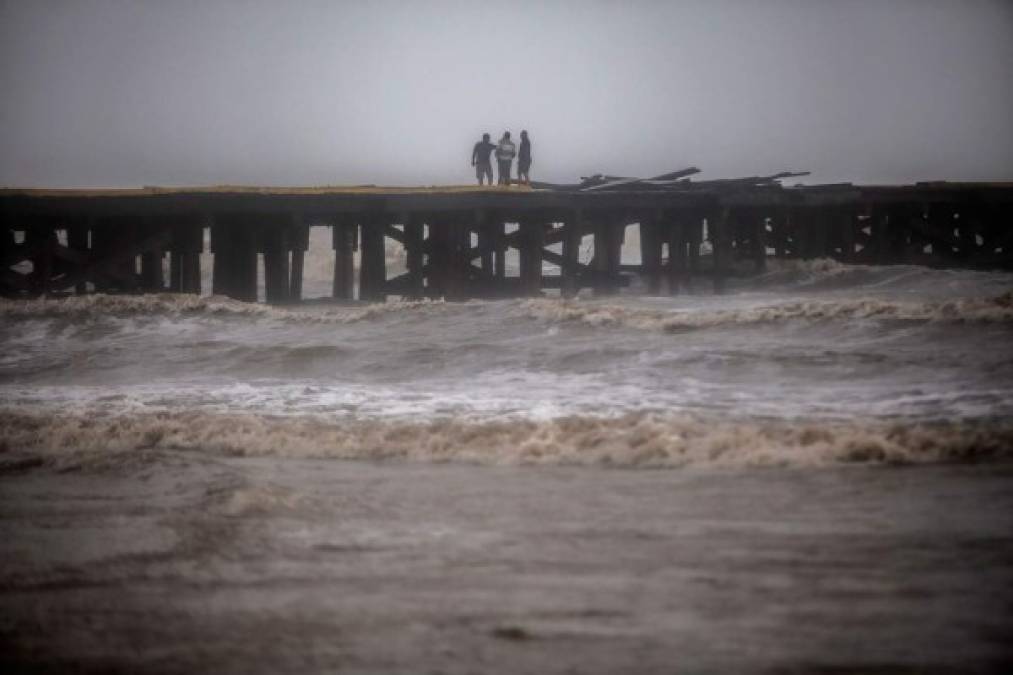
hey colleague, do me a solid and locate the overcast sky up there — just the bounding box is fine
[1,0,1011,187]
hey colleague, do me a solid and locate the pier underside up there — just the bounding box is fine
[2,182,1011,302]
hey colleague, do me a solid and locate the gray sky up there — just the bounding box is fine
[1,0,1011,187]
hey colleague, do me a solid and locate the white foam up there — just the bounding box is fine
[3,407,1010,471]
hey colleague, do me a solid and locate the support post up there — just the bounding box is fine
[263,223,290,304]
[753,214,768,272]
[592,218,609,295]
[213,216,256,301]
[476,209,494,278]
[443,220,468,301]
[640,213,662,294]
[211,220,231,296]
[332,221,356,300]
[667,216,688,295]
[289,216,308,302]
[838,208,856,263]
[359,219,386,302]
[493,219,506,281]
[687,213,702,286]
[139,218,164,292]
[90,224,113,293]
[711,208,731,293]
[561,210,582,298]
[27,228,55,297]
[180,220,203,295]
[519,219,544,296]
[67,224,89,294]
[233,221,258,302]
[403,217,424,299]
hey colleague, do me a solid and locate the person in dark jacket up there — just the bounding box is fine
[471,133,496,185]
[495,131,516,186]
[518,130,532,184]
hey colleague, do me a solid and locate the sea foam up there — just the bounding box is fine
[2,408,1010,472]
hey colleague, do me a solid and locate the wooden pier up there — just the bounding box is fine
[2,181,1011,302]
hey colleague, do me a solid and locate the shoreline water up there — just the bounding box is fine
[3,458,1012,674]
[2,259,1012,672]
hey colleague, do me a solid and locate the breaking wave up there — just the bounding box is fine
[0,293,446,323]
[522,292,1013,333]
[2,408,1010,471]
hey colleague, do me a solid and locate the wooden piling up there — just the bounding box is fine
[710,209,731,293]
[444,220,469,301]
[753,213,768,272]
[263,223,290,304]
[561,210,582,298]
[140,250,163,291]
[687,213,702,286]
[167,216,202,293]
[403,217,424,299]
[89,223,113,293]
[139,218,164,292]
[237,223,258,302]
[27,228,55,297]
[67,224,89,294]
[640,213,662,294]
[476,210,494,278]
[358,219,386,302]
[667,215,688,295]
[837,208,856,262]
[332,221,356,300]
[593,217,623,296]
[772,208,790,259]
[519,219,544,296]
[180,220,203,295]
[212,216,256,301]
[493,219,506,283]
[289,216,308,302]
[884,207,912,264]
[810,208,831,259]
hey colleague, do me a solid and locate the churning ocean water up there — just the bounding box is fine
[2,250,1012,673]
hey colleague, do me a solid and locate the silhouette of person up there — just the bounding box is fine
[495,131,516,186]
[471,133,496,186]
[518,130,532,185]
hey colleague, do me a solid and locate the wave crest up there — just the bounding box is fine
[0,293,446,323]
[522,293,1013,332]
[2,409,1010,471]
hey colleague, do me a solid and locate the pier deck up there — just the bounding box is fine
[2,181,1011,302]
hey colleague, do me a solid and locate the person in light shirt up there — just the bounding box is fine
[495,131,516,186]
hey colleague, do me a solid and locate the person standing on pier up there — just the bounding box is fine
[495,131,516,186]
[518,130,532,184]
[471,133,496,186]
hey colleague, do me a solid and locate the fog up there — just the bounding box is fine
[1,0,1011,188]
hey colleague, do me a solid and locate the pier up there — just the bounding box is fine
[2,180,1011,302]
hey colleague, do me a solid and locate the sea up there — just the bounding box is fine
[2,228,1012,673]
